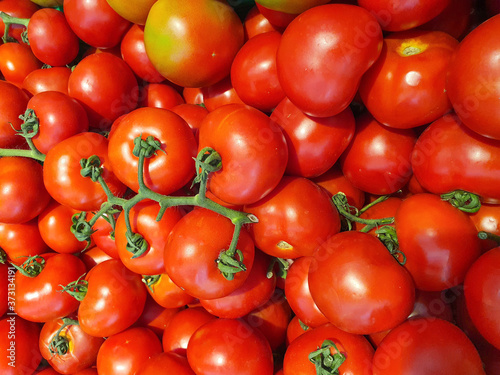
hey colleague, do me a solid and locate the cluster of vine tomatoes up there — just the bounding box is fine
[0,0,500,374]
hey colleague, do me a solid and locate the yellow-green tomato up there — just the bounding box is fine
[105,0,157,25]
[255,0,330,14]
[144,0,244,88]
[30,0,63,7]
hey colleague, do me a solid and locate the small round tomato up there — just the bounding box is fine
[22,66,71,96]
[79,247,113,271]
[139,352,195,375]
[133,294,182,337]
[88,212,120,259]
[144,272,196,309]
[0,218,48,265]
[470,203,500,252]
[200,76,245,112]
[0,0,39,43]
[0,80,29,148]
[105,0,157,25]
[171,103,209,142]
[138,83,184,109]
[0,42,42,85]
[243,6,281,40]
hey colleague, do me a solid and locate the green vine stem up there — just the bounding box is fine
[60,274,88,301]
[266,257,292,279]
[332,193,394,230]
[0,11,30,44]
[142,274,161,292]
[49,318,80,357]
[375,226,406,266]
[10,255,45,277]
[441,190,481,213]
[358,194,391,215]
[478,231,500,243]
[308,339,346,375]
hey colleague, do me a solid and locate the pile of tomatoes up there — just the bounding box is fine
[1,0,500,374]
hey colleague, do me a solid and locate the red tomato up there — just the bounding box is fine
[271,97,355,177]
[96,327,162,375]
[43,132,127,211]
[359,30,458,129]
[243,6,281,40]
[372,318,485,374]
[22,66,71,96]
[63,0,130,49]
[341,112,417,195]
[308,231,415,335]
[411,113,500,203]
[88,213,119,259]
[182,87,204,105]
[358,0,451,31]
[446,13,500,140]
[107,107,197,195]
[26,90,89,154]
[39,317,104,374]
[0,42,42,85]
[198,104,288,205]
[145,272,196,309]
[276,4,383,117]
[255,4,297,28]
[0,0,39,44]
[79,247,113,271]
[0,157,51,224]
[200,76,245,112]
[283,323,374,375]
[27,8,80,67]
[68,53,138,130]
[14,253,86,322]
[138,83,185,109]
[171,103,209,142]
[0,218,48,265]
[138,352,195,375]
[78,259,147,337]
[470,203,500,252]
[133,294,182,337]
[0,80,29,148]
[395,193,481,291]
[353,197,403,234]
[286,315,309,345]
[464,247,500,350]
[187,318,274,374]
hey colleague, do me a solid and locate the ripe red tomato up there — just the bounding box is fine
[198,104,288,205]
[0,0,40,44]
[171,103,209,142]
[138,352,195,375]
[138,83,185,109]
[0,218,48,265]
[0,42,42,85]
[359,30,458,129]
[308,231,415,335]
[200,77,245,111]
[470,203,500,252]
[0,80,29,149]
[353,197,403,234]
[22,66,71,96]
[88,213,120,259]
[446,13,500,140]
[243,6,281,40]
[133,294,182,337]
[145,272,196,309]
[276,4,383,117]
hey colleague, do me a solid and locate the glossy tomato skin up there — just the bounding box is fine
[446,14,500,140]
[276,4,383,118]
[244,176,341,258]
[470,203,500,252]
[164,208,255,300]
[359,30,458,129]
[64,0,130,49]
[358,0,451,31]
[0,157,51,224]
[255,0,329,14]
[0,218,48,265]
[0,42,42,86]
[395,193,481,291]
[144,0,244,88]
[0,80,29,148]
[353,197,403,234]
[372,318,485,374]
[138,83,184,109]
[22,66,71,96]
[78,259,148,337]
[39,317,104,374]
[146,272,196,309]
[43,132,127,212]
[198,104,288,205]
[200,76,245,111]
[187,318,274,375]
[411,114,500,203]
[139,352,195,375]
[133,294,182,337]
[0,0,40,44]
[15,254,86,322]
[464,248,500,350]
[243,6,281,40]
[171,103,209,142]
[283,323,374,375]
[340,112,417,195]
[68,53,138,130]
[106,0,157,25]
[271,97,355,177]
[308,231,415,335]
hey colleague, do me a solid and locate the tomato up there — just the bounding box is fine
[68,53,139,130]
[37,201,89,254]
[144,0,244,88]
[271,98,355,177]
[171,103,209,142]
[120,24,165,84]
[145,272,196,309]
[283,323,374,375]
[308,231,415,335]
[106,0,157,25]
[139,352,195,375]
[357,0,451,31]
[164,208,255,300]
[182,87,204,106]
[200,76,245,111]
[340,112,417,195]
[0,42,42,85]
[286,315,308,345]
[22,66,71,96]
[0,157,51,224]
[138,83,185,109]
[395,193,481,291]
[0,0,39,44]
[30,0,63,7]
[200,250,276,319]
[77,259,147,337]
[26,90,89,154]
[255,4,297,29]
[39,317,104,374]
[255,0,329,14]
[63,0,130,49]
[446,13,500,140]
[243,6,281,40]
[43,132,127,211]
[162,306,217,356]
[0,263,8,317]
[198,104,288,205]
[276,4,382,117]
[359,30,458,129]
[0,80,29,149]
[96,327,162,375]
[88,213,119,259]
[27,8,80,67]
[0,218,48,265]
[353,197,403,234]
[245,176,341,258]
[133,294,182,337]
[284,256,328,328]
[79,247,113,271]
[464,247,500,350]
[0,316,42,375]
[187,318,274,374]
[470,203,500,252]
[372,317,485,374]
[107,107,197,195]
[411,113,500,203]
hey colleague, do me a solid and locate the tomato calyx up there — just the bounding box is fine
[142,274,161,292]
[441,190,481,213]
[308,339,345,375]
[60,273,88,301]
[0,11,30,44]
[48,317,80,356]
[216,248,247,281]
[375,226,406,266]
[10,255,46,277]
[0,249,7,264]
